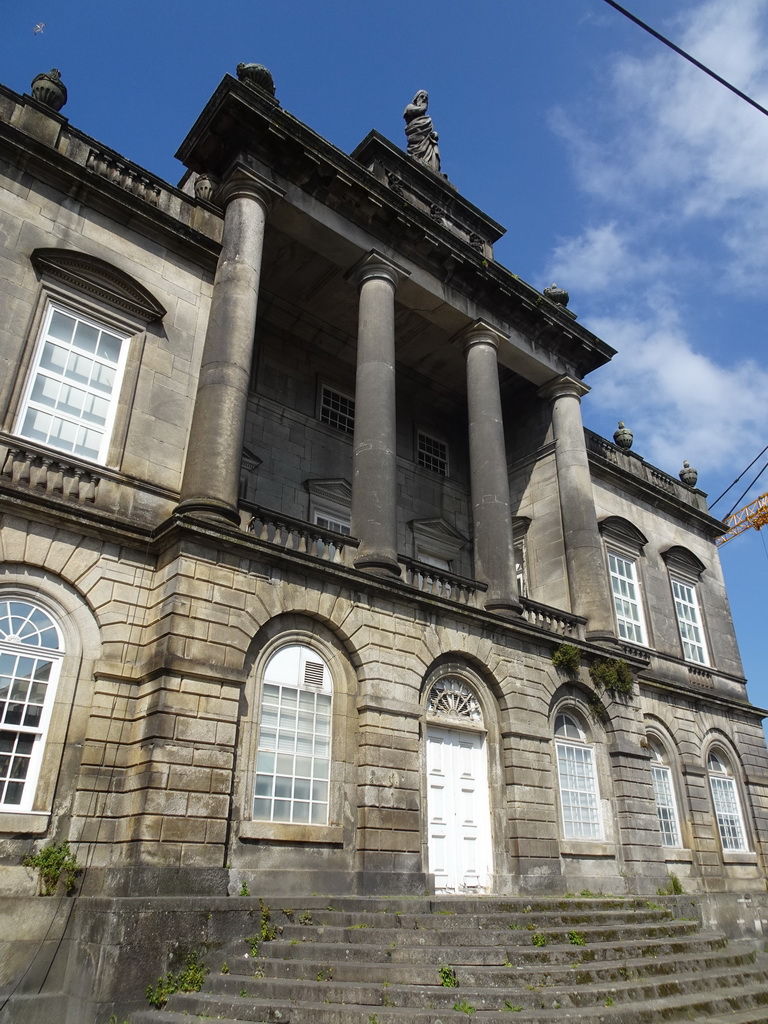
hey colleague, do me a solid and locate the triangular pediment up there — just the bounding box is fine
[305,478,352,506]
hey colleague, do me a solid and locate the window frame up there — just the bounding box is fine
[416,429,449,477]
[707,748,749,853]
[554,711,603,841]
[15,302,130,466]
[0,599,64,814]
[607,548,648,646]
[318,383,355,437]
[252,643,334,828]
[670,573,709,666]
[647,737,682,848]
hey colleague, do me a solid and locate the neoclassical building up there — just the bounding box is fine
[0,64,766,912]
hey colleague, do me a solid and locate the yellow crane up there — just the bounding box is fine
[716,493,768,546]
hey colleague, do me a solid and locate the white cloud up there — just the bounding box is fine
[546,0,768,491]
[585,307,768,478]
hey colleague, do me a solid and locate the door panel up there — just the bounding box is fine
[427,725,492,892]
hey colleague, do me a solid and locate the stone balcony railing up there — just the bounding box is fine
[86,148,162,207]
[242,503,584,637]
[585,429,707,511]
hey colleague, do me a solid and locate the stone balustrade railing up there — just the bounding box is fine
[401,558,487,608]
[585,429,697,505]
[244,505,358,565]
[1,444,99,502]
[519,597,584,637]
[86,149,162,207]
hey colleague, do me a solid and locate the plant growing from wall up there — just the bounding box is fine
[22,840,81,896]
[552,643,581,676]
[145,950,209,1009]
[588,657,634,699]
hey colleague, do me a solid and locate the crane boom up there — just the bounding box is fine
[716,492,768,546]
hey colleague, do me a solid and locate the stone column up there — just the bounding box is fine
[177,164,283,524]
[462,320,522,614]
[539,375,615,640]
[348,251,409,577]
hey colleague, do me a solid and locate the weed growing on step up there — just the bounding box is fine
[657,872,684,896]
[316,966,333,981]
[568,930,587,946]
[220,962,229,974]
[349,923,369,929]
[580,889,594,897]
[453,998,476,1015]
[531,933,548,947]
[145,950,209,1009]
[605,996,615,1006]
[239,880,250,896]
[503,1001,523,1012]
[281,908,294,919]
[259,899,278,940]
[240,988,248,997]
[299,911,314,925]
[369,1016,380,1024]
[22,840,80,896]
[383,995,396,1007]
[438,965,459,987]
[106,1016,131,1024]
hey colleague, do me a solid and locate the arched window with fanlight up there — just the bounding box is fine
[648,737,682,848]
[0,599,63,812]
[554,711,602,840]
[252,644,332,826]
[707,748,748,852]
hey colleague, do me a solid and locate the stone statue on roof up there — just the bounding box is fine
[403,90,441,175]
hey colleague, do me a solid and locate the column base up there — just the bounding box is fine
[484,596,524,617]
[174,498,241,527]
[585,629,619,645]
[353,553,402,578]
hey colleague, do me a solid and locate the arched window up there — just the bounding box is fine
[554,712,602,840]
[0,600,63,811]
[707,748,748,852]
[648,737,681,847]
[252,645,332,825]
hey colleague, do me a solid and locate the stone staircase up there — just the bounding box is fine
[131,896,768,1024]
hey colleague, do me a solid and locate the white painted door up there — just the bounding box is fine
[426,725,492,892]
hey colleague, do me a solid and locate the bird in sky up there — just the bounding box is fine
[33,23,45,34]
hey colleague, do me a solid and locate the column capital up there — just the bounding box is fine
[345,249,410,290]
[216,161,285,210]
[455,318,509,353]
[538,374,591,403]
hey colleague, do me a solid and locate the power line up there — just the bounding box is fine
[724,459,768,520]
[601,0,768,119]
[709,442,768,510]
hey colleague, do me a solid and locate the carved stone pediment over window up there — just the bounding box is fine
[661,545,706,578]
[305,478,352,534]
[598,516,648,552]
[410,517,467,566]
[31,249,166,322]
[427,676,483,725]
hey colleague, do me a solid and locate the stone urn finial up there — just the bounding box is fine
[31,69,67,112]
[236,62,276,97]
[543,283,569,307]
[679,460,698,487]
[194,173,218,203]
[613,421,634,450]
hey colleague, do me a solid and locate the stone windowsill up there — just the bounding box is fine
[239,821,343,844]
[662,848,694,863]
[722,850,758,865]
[0,811,50,834]
[559,839,616,858]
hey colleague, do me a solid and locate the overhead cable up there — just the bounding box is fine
[709,441,768,510]
[601,0,768,119]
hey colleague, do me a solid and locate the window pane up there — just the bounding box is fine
[18,306,126,463]
[556,741,601,839]
[710,775,747,851]
[609,552,646,645]
[253,654,332,826]
[651,764,681,847]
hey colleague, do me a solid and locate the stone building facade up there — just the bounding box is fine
[0,65,766,908]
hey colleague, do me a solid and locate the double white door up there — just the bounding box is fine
[426,725,492,892]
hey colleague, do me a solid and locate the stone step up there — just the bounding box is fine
[218,944,755,988]
[239,929,726,967]
[198,959,768,1011]
[266,907,676,930]
[248,919,698,952]
[157,972,768,1022]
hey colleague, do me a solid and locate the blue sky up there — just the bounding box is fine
[2,1,767,708]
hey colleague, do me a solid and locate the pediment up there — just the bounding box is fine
[305,478,352,506]
[32,248,166,322]
[598,515,648,551]
[661,545,706,577]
